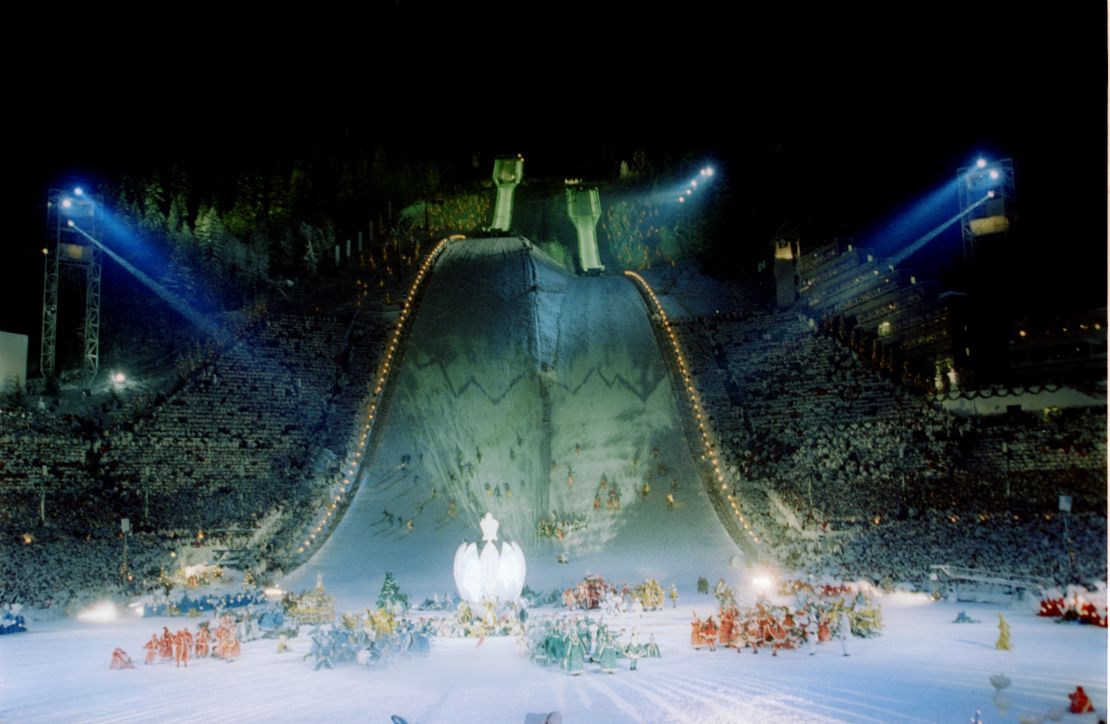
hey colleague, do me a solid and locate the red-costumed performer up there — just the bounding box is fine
[216,621,241,661]
[703,616,719,652]
[719,608,736,648]
[691,613,705,650]
[159,627,175,660]
[1068,686,1095,714]
[110,648,134,669]
[744,615,763,654]
[143,634,159,665]
[195,626,211,658]
[817,615,831,644]
[175,628,193,668]
[767,617,788,657]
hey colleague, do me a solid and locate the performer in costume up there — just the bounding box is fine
[195,625,211,658]
[110,648,134,669]
[143,634,159,665]
[690,612,705,649]
[175,628,193,667]
[564,627,586,675]
[702,615,718,652]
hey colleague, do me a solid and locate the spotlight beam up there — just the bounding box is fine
[888,193,993,268]
[67,222,227,342]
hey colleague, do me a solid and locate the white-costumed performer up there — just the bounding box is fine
[838,607,852,657]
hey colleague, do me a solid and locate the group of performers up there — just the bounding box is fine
[530,616,661,674]
[137,618,241,668]
[692,587,881,657]
[692,603,842,656]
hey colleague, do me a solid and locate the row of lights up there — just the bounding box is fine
[623,271,761,548]
[296,236,454,556]
[677,166,715,204]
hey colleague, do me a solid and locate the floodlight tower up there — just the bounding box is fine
[41,188,102,382]
[565,185,605,274]
[957,157,1015,261]
[490,155,523,232]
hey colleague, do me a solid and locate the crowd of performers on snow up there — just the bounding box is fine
[109,617,242,669]
[688,578,881,657]
[94,567,1106,687]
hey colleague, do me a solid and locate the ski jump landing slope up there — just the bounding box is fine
[285,238,742,607]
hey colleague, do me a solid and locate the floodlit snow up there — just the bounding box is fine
[0,599,1105,722]
[3,240,1104,722]
[283,239,742,609]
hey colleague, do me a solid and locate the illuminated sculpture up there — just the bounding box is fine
[453,513,526,605]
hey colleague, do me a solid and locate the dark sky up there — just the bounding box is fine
[5,8,1107,338]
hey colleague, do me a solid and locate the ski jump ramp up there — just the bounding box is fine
[285,238,742,607]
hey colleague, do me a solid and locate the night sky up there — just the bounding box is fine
[5,8,1107,343]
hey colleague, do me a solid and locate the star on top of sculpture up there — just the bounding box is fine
[479,512,500,542]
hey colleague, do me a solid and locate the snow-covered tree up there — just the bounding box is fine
[376,571,409,614]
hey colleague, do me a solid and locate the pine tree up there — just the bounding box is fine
[995,612,1012,651]
[376,571,409,614]
[141,177,167,233]
[300,222,319,275]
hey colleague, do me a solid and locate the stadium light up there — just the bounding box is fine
[989,169,1000,180]
[112,371,126,384]
[976,158,987,168]
[73,187,84,196]
[61,198,72,209]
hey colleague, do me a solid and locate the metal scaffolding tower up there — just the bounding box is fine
[957,157,1015,261]
[41,188,102,382]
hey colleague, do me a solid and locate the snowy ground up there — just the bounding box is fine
[1,596,1105,723]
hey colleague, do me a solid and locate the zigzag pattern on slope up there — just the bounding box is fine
[407,353,669,407]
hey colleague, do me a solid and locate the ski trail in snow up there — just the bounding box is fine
[582,674,649,721]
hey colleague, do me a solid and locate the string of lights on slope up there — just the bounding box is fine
[623,271,763,550]
[295,235,455,557]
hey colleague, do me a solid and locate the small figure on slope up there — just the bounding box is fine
[564,626,586,676]
[143,634,159,665]
[818,613,831,644]
[1068,686,1095,714]
[669,584,679,609]
[719,608,736,649]
[625,627,645,671]
[690,613,706,650]
[195,625,211,658]
[594,626,620,674]
[175,628,193,668]
[702,615,718,652]
[838,607,852,657]
[110,648,134,670]
[159,627,175,660]
[995,612,1012,651]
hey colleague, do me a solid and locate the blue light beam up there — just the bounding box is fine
[888,193,992,268]
[67,221,228,342]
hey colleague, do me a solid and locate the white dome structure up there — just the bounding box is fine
[453,513,526,605]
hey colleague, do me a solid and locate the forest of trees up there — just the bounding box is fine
[95,142,745,315]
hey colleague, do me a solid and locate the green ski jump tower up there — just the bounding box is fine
[566,185,604,274]
[490,155,524,232]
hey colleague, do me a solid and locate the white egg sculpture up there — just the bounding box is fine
[453,513,526,605]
